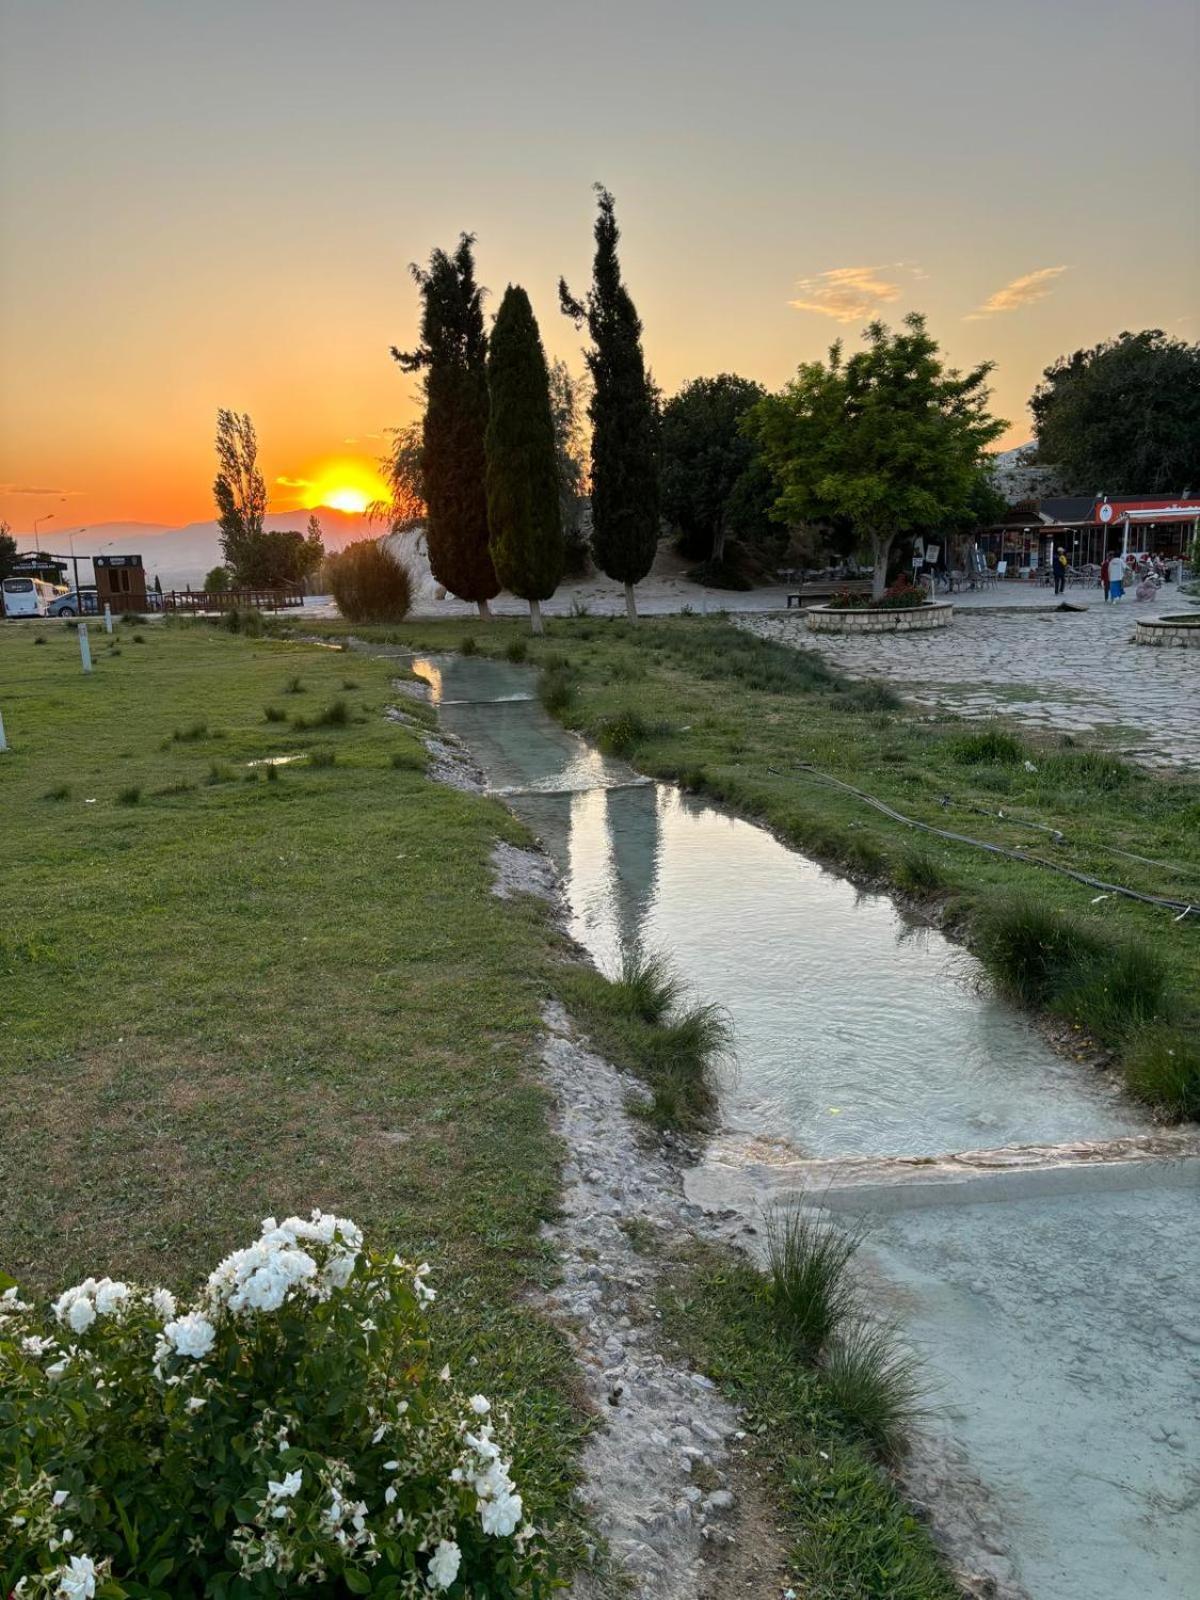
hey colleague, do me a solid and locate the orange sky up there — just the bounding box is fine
[2,0,1196,534]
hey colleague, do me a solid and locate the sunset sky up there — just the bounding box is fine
[1,0,1196,534]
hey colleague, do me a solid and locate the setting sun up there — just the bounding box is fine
[280,457,391,517]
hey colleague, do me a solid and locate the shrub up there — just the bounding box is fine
[155,780,194,797]
[327,540,413,624]
[33,635,46,646]
[391,747,426,772]
[308,748,337,768]
[459,636,479,657]
[264,705,286,723]
[594,709,649,758]
[173,721,209,743]
[974,896,1105,1008]
[538,665,576,716]
[894,848,948,894]
[0,1213,548,1595]
[221,606,264,636]
[505,638,528,664]
[41,784,72,802]
[284,675,305,695]
[1123,1025,1200,1120]
[294,698,350,731]
[950,728,1026,766]
[204,762,236,786]
[609,948,685,1025]
[116,785,142,806]
[764,1203,863,1358]
[827,578,927,611]
[820,1319,927,1461]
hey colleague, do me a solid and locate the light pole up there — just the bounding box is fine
[69,528,87,603]
[33,512,56,548]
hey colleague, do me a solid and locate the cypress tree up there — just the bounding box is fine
[392,234,499,615]
[485,286,564,635]
[560,187,660,621]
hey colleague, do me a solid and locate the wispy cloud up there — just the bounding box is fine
[966,266,1068,320]
[275,475,312,489]
[788,265,904,323]
[0,483,82,496]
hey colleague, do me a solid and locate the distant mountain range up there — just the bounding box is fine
[26,509,375,589]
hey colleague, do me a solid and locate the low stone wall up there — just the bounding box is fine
[805,601,952,634]
[1134,616,1200,649]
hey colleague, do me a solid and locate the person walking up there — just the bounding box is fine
[1108,550,1126,601]
[1053,545,1068,595]
[1101,553,1111,602]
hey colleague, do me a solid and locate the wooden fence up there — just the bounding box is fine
[161,587,306,614]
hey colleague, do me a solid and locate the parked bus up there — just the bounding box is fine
[1,576,66,617]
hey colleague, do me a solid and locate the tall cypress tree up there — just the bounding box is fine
[485,286,564,635]
[560,187,660,621]
[392,234,499,615]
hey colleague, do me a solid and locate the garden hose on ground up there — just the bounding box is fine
[787,763,1200,920]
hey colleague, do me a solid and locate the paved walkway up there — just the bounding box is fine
[740,589,1200,771]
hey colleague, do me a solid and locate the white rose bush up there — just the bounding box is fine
[0,1214,557,1597]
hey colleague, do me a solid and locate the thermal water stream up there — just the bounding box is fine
[406,651,1198,1600]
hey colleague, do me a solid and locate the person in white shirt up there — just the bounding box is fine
[1108,552,1126,600]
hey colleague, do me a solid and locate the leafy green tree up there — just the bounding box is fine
[371,420,426,533]
[0,521,17,583]
[1031,330,1200,493]
[746,315,1005,597]
[213,409,267,576]
[660,375,777,568]
[485,286,564,635]
[560,188,660,620]
[392,235,499,616]
[204,565,231,593]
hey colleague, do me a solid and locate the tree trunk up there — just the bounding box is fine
[712,521,728,564]
[624,581,638,622]
[476,598,492,619]
[529,598,544,636]
[870,534,895,600]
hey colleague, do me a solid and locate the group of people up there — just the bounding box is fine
[1050,546,1170,603]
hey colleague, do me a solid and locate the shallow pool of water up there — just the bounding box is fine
[414,653,1146,1160]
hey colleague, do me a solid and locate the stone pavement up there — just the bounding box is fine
[740,588,1200,771]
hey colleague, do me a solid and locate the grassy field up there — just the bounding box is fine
[0,617,589,1553]
[323,613,1200,1118]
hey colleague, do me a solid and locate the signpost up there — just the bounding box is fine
[78,623,92,674]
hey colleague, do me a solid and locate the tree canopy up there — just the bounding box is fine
[213,409,267,576]
[485,286,564,633]
[660,374,775,568]
[1031,330,1200,493]
[746,314,1006,596]
[0,522,17,584]
[393,234,499,613]
[560,187,659,619]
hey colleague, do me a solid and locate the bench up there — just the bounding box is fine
[786,579,874,608]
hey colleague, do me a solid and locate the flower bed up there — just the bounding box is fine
[1,1214,551,1597]
[825,578,929,611]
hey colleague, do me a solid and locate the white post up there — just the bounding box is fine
[103,604,113,633]
[0,708,7,753]
[79,623,92,674]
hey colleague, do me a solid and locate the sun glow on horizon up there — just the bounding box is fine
[280,457,390,517]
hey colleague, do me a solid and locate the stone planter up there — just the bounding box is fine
[1134,614,1200,648]
[805,601,953,634]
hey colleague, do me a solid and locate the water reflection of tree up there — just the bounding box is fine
[605,784,662,961]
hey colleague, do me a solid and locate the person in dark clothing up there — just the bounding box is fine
[1053,546,1068,595]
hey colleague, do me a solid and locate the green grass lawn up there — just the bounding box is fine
[0,617,589,1553]
[322,613,1199,1117]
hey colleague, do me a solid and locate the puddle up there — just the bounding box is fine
[245,754,305,767]
[409,650,1197,1599]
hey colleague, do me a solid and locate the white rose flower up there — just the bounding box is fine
[93,1280,130,1316]
[163,1312,216,1359]
[481,1489,523,1537]
[267,1469,303,1500]
[67,1299,96,1335]
[55,1553,97,1599]
[427,1539,461,1590]
[152,1288,177,1320]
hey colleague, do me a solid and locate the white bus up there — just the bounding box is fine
[1,576,66,617]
